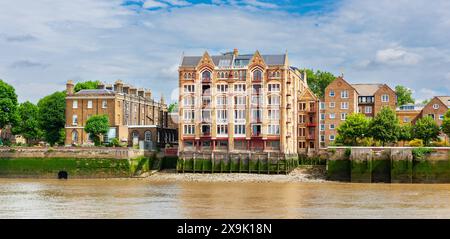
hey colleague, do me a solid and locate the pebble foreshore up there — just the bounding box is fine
[145,166,327,183]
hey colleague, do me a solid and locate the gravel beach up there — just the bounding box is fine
[146,166,327,183]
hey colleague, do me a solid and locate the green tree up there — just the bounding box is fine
[412,116,440,146]
[442,110,450,139]
[168,102,178,113]
[0,79,19,134]
[368,107,400,146]
[421,99,431,105]
[398,124,413,146]
[37,91,66,146]
[12,101,42,144]
[84,115,110,146]
[74,80,99,92]
[303,69,336,98]
[336,113,370,146]
[395,85,415,106]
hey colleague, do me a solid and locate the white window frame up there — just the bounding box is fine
[72,115,78,125]
[341,113,347,120]
[267,124,280,135]
[433,104,440,110]
[329,90,335,97]
[268,109,280,121]
[217,109,228,123]
[102,100,107,109]
[329,124,335,130]
[217,124,228,135]
[73,100,78,109]
[329,135,335,141]
[341,102,348,109]
[329,113,335,119]
[184,84,195,93]
[87,100,93,109]
[329,102,335,108]
[234,109,246,123]
[341,90,349,98]
[365,106,372,114]
[183,125,195,135]
[382,94,389,103]
[234,124,246,136]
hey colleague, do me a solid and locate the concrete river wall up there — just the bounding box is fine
[0,147,155,178]
[326,147,450,183]
[177,152,299,174]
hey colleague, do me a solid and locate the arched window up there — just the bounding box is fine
[184,73,187,79]
[72,130,78,142]
[187,73,192,79]
[253,69,262,81]
[220,72,225,79]
[225,72,229,78]
[276,71,280,78]
[144,131,152,142]
[202,71,211,81]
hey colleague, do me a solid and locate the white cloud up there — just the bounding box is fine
[162,0,190,6]
[143,0,168,9]
[375,48,421,65]
[1,0,450,104]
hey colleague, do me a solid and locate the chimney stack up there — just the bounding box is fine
[233,48,239,57]
[114,80,123,93]
[145,89,152,100]
[66,80,74,95]
[98,82,105,89]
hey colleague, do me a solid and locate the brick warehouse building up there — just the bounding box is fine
[321,77,397,146]
[178,49,319,158]
[65,80,177,149]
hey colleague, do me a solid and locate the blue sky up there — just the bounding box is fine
[1,0,450,104]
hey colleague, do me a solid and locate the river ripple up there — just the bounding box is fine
[0,179,450,218]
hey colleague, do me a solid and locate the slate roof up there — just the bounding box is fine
[180,52,286,67]
[437,96,450,106]
[351,84,384,96]
[75,89,116,95]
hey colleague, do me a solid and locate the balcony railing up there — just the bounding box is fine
[306,122,317,127]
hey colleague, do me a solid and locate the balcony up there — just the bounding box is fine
[286,104,292,109]
[306,122,317,127]
[306,134,315,140]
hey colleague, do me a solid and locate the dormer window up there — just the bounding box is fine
[382,94,389,102]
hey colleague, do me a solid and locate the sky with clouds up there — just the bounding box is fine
[1,0,449,104]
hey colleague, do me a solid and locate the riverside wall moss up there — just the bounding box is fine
[176,157,297,174]
[327,147,450,184]
[0,157,131,178]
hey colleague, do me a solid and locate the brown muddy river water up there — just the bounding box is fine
[1,179,450,218]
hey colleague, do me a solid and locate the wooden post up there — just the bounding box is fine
[258,157,261,174]
[239,156,241,173]
[182,157,185,173]
[248,156,251,174]
[229,157,232,173]
[193,158,196,173]
[220,157,223,173]
[277,160,280,174]
[211,157,214,174]
[267,158,270,174]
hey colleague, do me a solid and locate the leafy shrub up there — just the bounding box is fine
[430,140,449,147]
[412,147,433,160]
[108,138,124,147]
[408,139,424,147]
[344,148,352,159]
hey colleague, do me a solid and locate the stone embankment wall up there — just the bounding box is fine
[0,147,148,178]
[177,152,298,174]
[326,147,450,183]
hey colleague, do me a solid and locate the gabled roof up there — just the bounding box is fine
[351,84,384,96]
[436,96,450,107]
[180,51,286,67]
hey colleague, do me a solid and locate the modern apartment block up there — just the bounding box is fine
[178,49,319,158]
[322,77,396,146]
[396,103,424,125]
[65,80,177,149]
